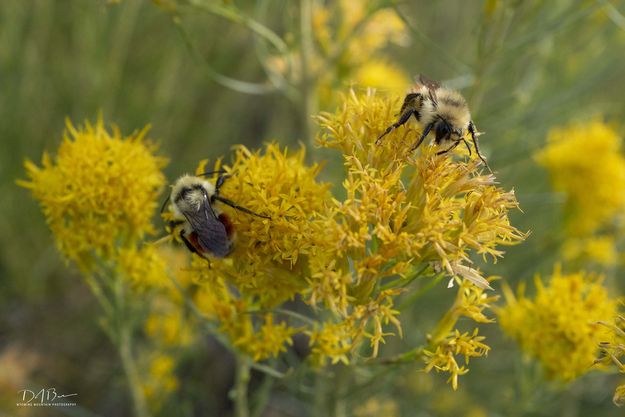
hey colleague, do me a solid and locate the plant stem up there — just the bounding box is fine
[299,0,316,145]
[234,354,251,417]
[119,325,150,417]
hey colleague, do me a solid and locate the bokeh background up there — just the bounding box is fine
[2,0,625,416]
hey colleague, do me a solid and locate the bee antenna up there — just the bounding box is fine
[198,169,227,177]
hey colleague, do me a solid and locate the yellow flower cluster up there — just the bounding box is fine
[173,90,524,374]
[19,117,167,269]
[596,313,625,406]
[498,265,619,381]
[423,280,498,389]
[536,120,625,237]
[312,0,411,102]
[141,353,179,412]
[424,329,490,391]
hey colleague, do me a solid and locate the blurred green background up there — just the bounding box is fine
[2,0,625,416]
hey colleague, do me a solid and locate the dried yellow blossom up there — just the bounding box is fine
[498,265,619,381]
[424,329,490,390]
[18,117,167,269]
[535,119,625,236]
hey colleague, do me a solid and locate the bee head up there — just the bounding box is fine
[170,175,216,214]
[434,117,465,143]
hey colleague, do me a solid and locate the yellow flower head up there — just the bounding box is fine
[562,235,617,266]
[535,119,625,236]
[185,143,332,307]
[498,265,619,381]
[352,60,411,96]
[165,90,524,371]
[141,353,179,412]
[316,90,525,294]
[19,117,167,268]
[424,328,490,390]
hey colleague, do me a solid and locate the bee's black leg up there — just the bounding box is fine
[436,140,460,155]
[180,230,211,267]
[215,173,231,193]
[410,122,434,152]
[376,109,415,144]
[468,121,491,172]
[462,138,472,156]
[399,92,422,115]
[213,195,271,219]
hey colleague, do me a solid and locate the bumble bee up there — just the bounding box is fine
[376,74,489,169]
[162,171,270,259]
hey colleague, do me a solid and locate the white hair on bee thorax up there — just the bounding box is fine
[170,175,216,217]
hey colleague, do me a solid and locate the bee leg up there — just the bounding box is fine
[436,140,460,155]
[468,121,491,172]
[180,230,212,267]
[376,109,415,144]
[399,92,422,115]
[215,173,232,192]
[213,195,271,219]
[409,122,434,152]
[461,138,472,156]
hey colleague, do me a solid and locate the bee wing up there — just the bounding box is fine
[181,194,231,257]
[416,74,440,107]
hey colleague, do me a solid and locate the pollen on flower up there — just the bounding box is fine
[18,116,167,269]
[498,265,619,381]
[535,119,625,236]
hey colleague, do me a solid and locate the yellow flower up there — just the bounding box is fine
[352,60,411,95]
[354,397,399,417]
[141,353,179,412]
[313,0,408,66]
[316,90,525,294]
[145,306,194,347]
[117,245,170,291]
[498,265,619,381]
[424,329,490,390]
[18,116,167,269]
[190,143,332,307]
[562,235,617,266]
[165,89,524,371]
[535,119,625,236]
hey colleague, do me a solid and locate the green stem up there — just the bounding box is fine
[234,354,251,417]
[251,371,274,417]
[299,0,316,145]
[119,325,150,417]
[312,370,327,417]
[185,0,288,55]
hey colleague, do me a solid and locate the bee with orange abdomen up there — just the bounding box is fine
[377,75,489,170]
[162,171,270,260]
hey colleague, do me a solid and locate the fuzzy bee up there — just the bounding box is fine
[162,171,270,260]
[376,75,489,169]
